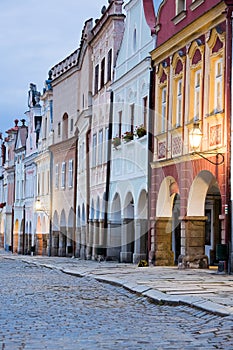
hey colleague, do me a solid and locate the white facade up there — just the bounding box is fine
[109,0,156,262]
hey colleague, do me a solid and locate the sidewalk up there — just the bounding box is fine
[1,250,233,318]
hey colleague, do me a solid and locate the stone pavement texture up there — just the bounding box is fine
[1,250,233,318]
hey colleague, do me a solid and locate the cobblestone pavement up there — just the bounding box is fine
[0,257,233,350]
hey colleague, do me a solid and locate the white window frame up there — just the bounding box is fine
[161,87,167,132]
[176,79,182,127]
[92,134,97,167]
[55,164,59,189]
[68,159,73,188]
[98,129,103,165]
[61,162,66,189]
[194,69,201,121]
[215,59,223,112]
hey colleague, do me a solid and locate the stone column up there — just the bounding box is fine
[182,216,208,267]
[155,217,174,266]
[80,225,86,259]
[92,220,99,260]
[86,220,93,260]
[75,226,81,258]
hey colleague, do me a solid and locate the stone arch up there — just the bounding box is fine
[108,193,122,261]
[137,189,147,220]
[186,170,221,266]
[187,170,218,216]
[59,209,67,256]
[156,176,177,217]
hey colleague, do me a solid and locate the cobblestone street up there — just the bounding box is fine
[0,257,233,349]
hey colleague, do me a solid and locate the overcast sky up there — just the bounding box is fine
[0,0,110,134]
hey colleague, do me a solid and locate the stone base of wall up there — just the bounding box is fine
[155,217,174,266]
[120,251,133,263]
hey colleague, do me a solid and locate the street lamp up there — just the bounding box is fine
[189,123,224,165]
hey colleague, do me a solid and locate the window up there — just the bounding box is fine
[176,79,182,127]
[70,118,74,132]
[107,49,112,81]
[98,129,103,165]
[130,104,135,134]
[62,113,68,140]
[94,64,99,94]
[215,59,223,112]
[105,127,109,162]
[55,164,59,189]
[118,111,122,138]
[44,117,47,139]
[143,96,148,130]
[101,58,105,89]
[61,162,66,189]
[133,28,137,52]
[68,160,73,188]
[194,70,201,121]
[176,0,185,14]
[58,122,61,137]
[92,134,97,167]
[161,87,167,132]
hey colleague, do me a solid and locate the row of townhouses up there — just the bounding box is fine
[1,0,233,272]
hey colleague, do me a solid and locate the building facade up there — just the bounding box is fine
[109,0,156,263]
[149,0,232,269]
[88,0,125,260]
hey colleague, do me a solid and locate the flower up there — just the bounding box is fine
[122,131,134,142]
[112,135,121,149]
[135,124,146,138]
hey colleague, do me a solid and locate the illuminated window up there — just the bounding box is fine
[161,87,167,132]
[194,70,201,121]
[176,79,182,127]
[215,59,223,112]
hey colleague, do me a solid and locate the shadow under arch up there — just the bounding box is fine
[155,176,180,266]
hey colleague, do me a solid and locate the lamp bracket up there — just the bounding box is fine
[192,151,224,165]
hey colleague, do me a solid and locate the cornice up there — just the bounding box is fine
[151,3,226,64]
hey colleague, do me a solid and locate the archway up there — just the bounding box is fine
[121,192,134,263]
[59,209,67,256]
[155,177,180,265]
[52,211,59,256]
[108,193,121,260]
[187,171,221,266]
[135,190,148,263]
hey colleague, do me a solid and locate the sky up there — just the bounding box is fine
[0,0,110,135]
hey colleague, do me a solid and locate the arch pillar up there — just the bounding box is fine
[120,218,134,263]
[181,216,208,267]
[155,217,174,266]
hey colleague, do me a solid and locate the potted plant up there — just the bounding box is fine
[135,124,146,138]
[112,135,121,149]
[122,131,134,143]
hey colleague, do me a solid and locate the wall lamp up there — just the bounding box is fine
[189,123,224,165]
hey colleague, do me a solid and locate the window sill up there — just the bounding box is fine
[172,10,187,25]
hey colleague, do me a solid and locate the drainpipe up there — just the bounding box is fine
[73,135,78,257]
[224,1,233,272]
[148,63,155,261]
[104,90,113,257]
